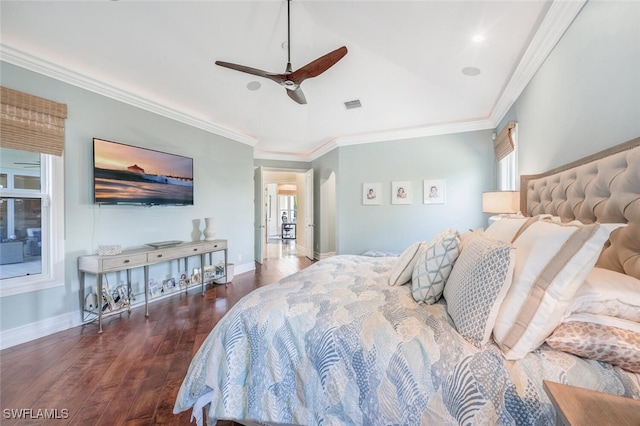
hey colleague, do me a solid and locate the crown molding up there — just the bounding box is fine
[1,0,584,162]
[0,44,258,147]
[255,119,495,162]
[260,0,586,162]
[491,0,587,126]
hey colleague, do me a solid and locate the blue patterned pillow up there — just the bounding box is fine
[411,229,460,304]
[444,232,515,347]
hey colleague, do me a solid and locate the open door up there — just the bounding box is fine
[304,169,314,260]
[254,166,265,264]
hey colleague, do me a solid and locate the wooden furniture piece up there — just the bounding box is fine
[78,239,227,333]
[543,380,640,426]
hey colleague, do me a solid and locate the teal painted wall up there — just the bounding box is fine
[514,1,640,175]
[336,131,494,255]
[1,62,255,333]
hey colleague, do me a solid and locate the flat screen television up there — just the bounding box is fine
[93,138,194,206]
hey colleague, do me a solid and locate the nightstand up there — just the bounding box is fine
[543,380,640,426]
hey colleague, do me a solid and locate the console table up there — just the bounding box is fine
[78,240,227,333]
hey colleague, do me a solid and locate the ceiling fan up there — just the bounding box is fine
[215,0,347,105]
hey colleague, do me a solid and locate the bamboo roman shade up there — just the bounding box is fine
[494,120,516,161]
[0,86,68,156]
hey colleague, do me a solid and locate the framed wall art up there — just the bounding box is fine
[392,181,412,204]
[424,179,446,204]
[363,183,381,205]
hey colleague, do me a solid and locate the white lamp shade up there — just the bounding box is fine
[482,191,520,214]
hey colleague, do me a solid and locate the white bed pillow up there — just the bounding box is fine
[483,214,550,243]
[411,229,460,304]
[568,267,640,322]
[443,232,515,347]
[388,241,425,286]
[493,220,624,360]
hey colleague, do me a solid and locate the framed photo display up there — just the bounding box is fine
[424,179,446,204]
[392,181,412,204]
[363,183,381,205]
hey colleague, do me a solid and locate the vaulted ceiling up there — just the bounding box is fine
[0,1,585,160]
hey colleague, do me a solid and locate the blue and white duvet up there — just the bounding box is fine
[174,255,640,425]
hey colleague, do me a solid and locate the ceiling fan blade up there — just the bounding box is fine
[289,46,348,84]
[286,87,307,105]
[215,61,285,85]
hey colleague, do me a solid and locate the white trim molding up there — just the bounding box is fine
[1,1,584,163]
[0,45,258,148]
[0,311,82,350]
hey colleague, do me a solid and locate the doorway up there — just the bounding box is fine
[258,168,313,261]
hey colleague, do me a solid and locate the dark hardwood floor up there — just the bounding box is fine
[0,254,314,425]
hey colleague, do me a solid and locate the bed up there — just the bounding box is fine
[174,137,640,425]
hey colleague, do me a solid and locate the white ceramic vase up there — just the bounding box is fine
[203,217,216,241]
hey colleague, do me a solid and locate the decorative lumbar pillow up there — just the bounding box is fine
[568,267,640,322]
[388,241,426,286]
[546,314,640,373]
[443,232,515,347]
[411,229,460,304]
[493,220,625,360]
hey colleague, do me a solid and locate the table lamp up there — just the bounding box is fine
[482,191,520,225]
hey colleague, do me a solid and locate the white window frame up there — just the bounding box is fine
[0,153,65,297]
[497,124,518,191]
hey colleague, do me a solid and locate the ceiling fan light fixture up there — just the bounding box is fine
[213,0,347,105]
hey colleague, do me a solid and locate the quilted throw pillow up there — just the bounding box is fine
[443,232,516,347]
[411,229,460,304]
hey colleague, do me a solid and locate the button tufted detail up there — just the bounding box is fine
[521,139,640,280]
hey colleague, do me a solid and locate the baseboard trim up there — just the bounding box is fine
[0,311,83,350]
[0,261,257,350]
[231,261,255,277]
[315,251,336,260]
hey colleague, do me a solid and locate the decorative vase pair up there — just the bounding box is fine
[203,217,216,241]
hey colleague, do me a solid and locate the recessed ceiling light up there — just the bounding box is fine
[247,81,261,91]
[462,67,481,77]
[472,34,485,43]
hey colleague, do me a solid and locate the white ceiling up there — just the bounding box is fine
[0,1,585,161]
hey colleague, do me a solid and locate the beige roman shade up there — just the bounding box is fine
[494,120,516,161]
[0,86,68,156]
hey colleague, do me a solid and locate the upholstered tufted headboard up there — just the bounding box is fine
[520,137,640,280]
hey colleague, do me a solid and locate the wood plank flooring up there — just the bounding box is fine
[0,255,314,425]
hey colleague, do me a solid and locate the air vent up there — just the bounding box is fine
[344,99,362,110]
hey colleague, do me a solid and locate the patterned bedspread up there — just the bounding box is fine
[174,255,640,425]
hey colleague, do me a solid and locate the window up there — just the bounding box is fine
[0,86,67,297]
[0,147,64,295]
[279,194,297,224]
[496,122,518,191]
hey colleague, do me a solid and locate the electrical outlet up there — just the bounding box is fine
[238,254,243,261]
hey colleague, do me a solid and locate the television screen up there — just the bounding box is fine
[93,138,194,206]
